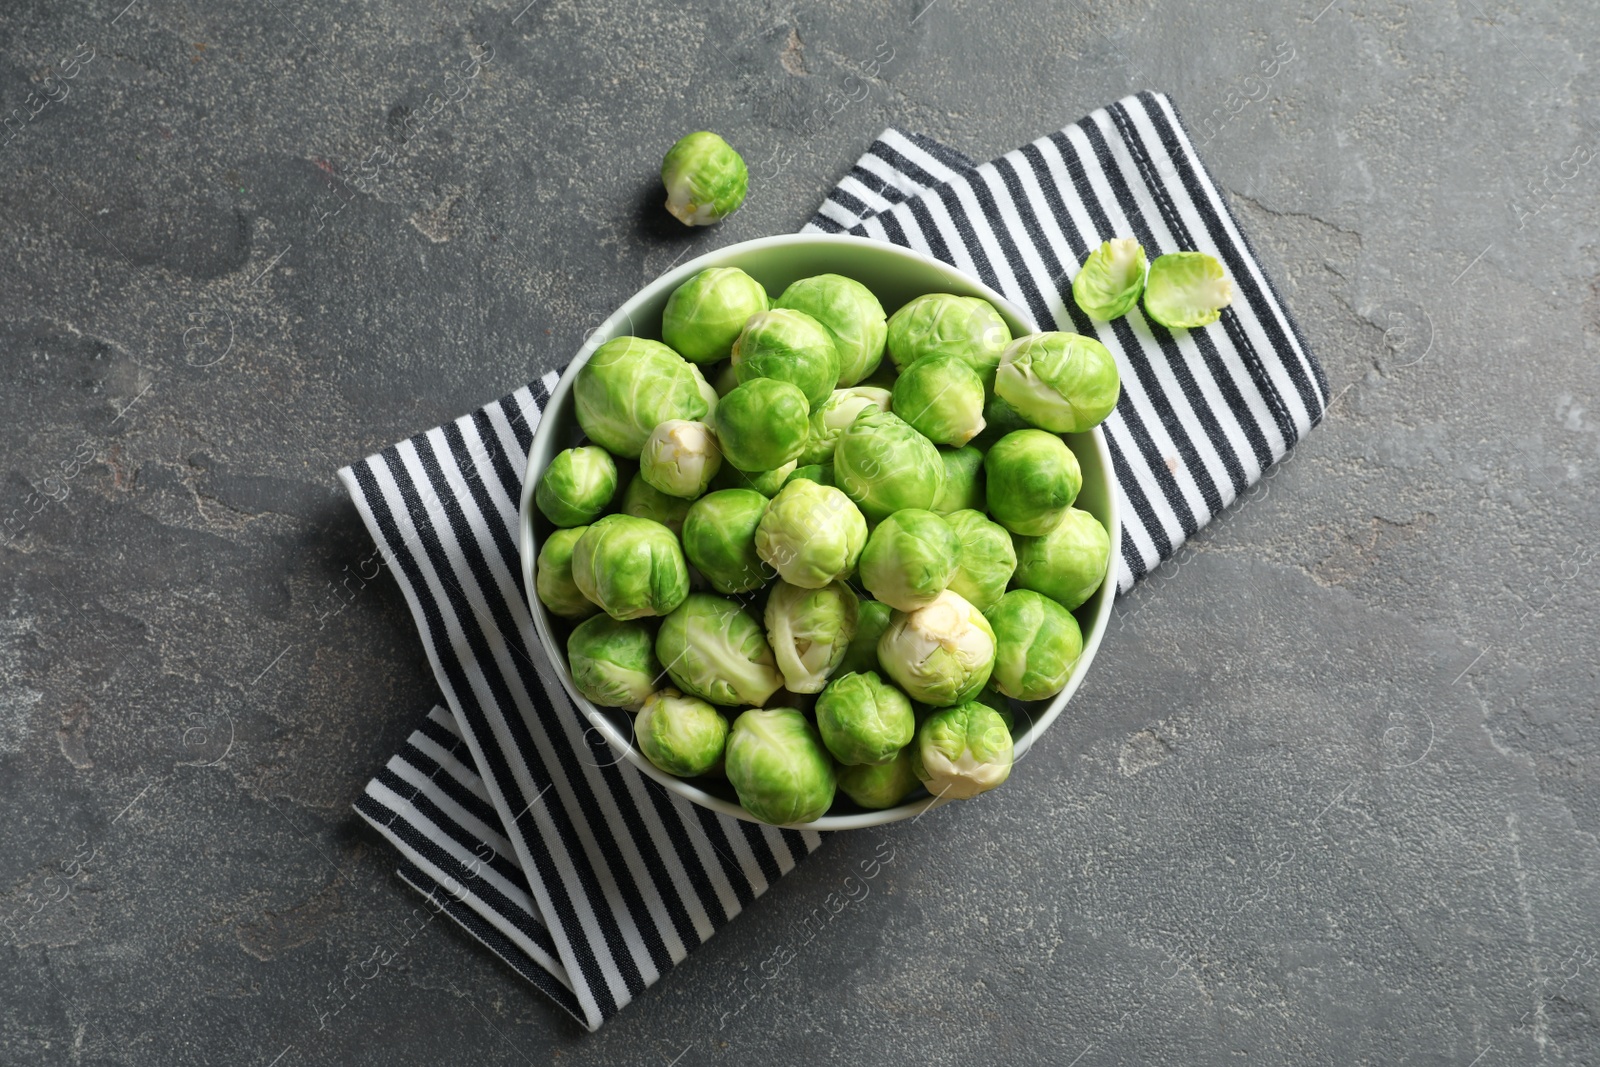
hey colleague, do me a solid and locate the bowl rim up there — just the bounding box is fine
[517,232,1122,830]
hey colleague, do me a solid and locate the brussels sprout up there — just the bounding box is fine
[984,429,1082,536]
[785,463,834,487]
[1072,238,1148,322]
[711,460,797,497]
[815,670,915,766]
[1011,506,1111,610]
[681,489,773,595]
[878,589,996,707]
[836,748,920,809]
[713,377,810,473]
[833,408,945,521]
[764,579,859,693]
[535,445,618,528]
[571,514,689,620]
[755,478,868,589]
[656,593,784,707]
[661,131,748,226]
[575,336,712,458]
[836,598,893,677]
[773,274,889,387]
[943,509,1016,614]
[985,589,1084,701]
[535,526,599,620]
[911,702,1013,799]
[621,473,693,537]
[972,391,1031,451]
[566,615,662,710]
[798,386,893,466]
[662,267,770,364]
[885,293,1013,386]
[858,509,958,612]
[639,419,722,499]
[1144,251,1234,329]
[635,688,729,777]
[731,309,841,410]
[725,707,837,824]
[891,353,987,447]
[933,446,985,514]
[994,332,1121,434]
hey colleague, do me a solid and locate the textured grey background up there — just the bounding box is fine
[3,0,1598,1063]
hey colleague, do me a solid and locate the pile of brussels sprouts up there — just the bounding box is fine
[534,266,1124,825]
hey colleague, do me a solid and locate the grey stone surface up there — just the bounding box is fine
[2,0,1598,1062]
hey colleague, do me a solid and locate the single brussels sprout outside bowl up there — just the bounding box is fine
[518,234,1121,828]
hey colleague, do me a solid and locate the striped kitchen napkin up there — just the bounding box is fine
[341,90,1327,1031]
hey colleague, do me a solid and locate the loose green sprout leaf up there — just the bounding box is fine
[943,509,1016,614]
[535,526,600,620]
[1011,506,1111,610]
[858,509,958,612]
[571,514,690,620]
[661,131,748,226]
[731,308,841,410]
[713,377,811,472]
[983,429,1082,536]
[662,267,770,364]
[836,748,920,809]
[725,707,837,824]
[816,670,915,766]
[798,386,893,466]
[764,580,859,693]
[993,332,1121,434]
[1143,251,1234,329]
[635,688,729,777]
[566,614,662,710]
[621,473,693,537]
[656,593,784,707]
[911,701,1013,799]
[878,589,996,707]
[985,589,1084,701]
[1072,238,1148,321]
[836,598,893,677]
[754,478,868,589]
[574,336,712,457]
[933,446,985,514]
[681,489,774,595]
[773,274,889,387]
[639,419,722,499]
[891,353,987,447]
[833,408,945,521]
[885,293,1012,385]
[535,445,618,528]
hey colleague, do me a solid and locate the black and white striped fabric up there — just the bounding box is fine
[341,90,1325,1031]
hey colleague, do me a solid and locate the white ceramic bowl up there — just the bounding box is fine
[518,233,1121,830]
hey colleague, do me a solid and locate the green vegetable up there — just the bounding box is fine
[635,688,729,777]
[815,670,915,766]
[764,579,859,693]
[566,615,661,710]
[621,473,693,537]
[1011,506,1111,610]
[662,267,769,364]
[877,589,996,707]
[711,460,797,496]
[731,308,841,410]
[725,707,837,824]
[836,748,920,809]
[943,509,1016,614]
[661,131,748,226]
[571,514,690,620]
[1072,238,1148,321]
[713,377,811,472]
[1144,251,1234,329]
[994,332,1121,434]
[535,445,618,528]
[836,598,893,677]
[858,508,958,612]
[638,419,722,500]
[681,489,773,595]
[535,526,599,620]
[891,353,987,447]
[785,463,834,487]
[983,429,1082,536]
[754,478,868,589]
[655,593,784,707]
[574,336,712,457]
[933,446,985,514]
[911,702,1013,799]
[773,274,889,387]
[972,391,1031,451]
[833,408,945,521]
[885,293,1012,385]
[798,386,893,466]
[985,589,1083,701]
